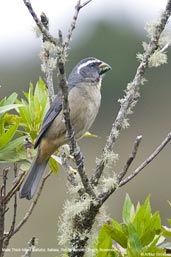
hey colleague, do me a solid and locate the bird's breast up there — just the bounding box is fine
[69,83,101,139]
[42,83,101,149]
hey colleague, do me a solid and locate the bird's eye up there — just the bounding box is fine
[89,63,96,69]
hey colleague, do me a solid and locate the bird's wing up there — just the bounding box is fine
[34,92,62,148]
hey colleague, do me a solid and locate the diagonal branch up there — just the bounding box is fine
[98,131,171,205]
[90,0,171,187]
[10,170,52,237]
[117,135,142,182]
[23,0,58,45]
[64,0,93,48]
[119,131,171,187]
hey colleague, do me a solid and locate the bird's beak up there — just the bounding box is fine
[99,62,112,75]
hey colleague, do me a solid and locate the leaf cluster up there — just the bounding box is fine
[0,78,49,165]
[93,194,171,257]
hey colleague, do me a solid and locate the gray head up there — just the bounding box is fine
[68,57,111,87]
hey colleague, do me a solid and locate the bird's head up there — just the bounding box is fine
[68,57,111,86]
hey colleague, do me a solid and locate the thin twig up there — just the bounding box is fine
[119,131,171,187]
[23,0,57,45]
[98,131,171,205]
[0,169,9,257]
[117,135,142,182]
[3,164,18,250]
[90,0,171,187]
[22,237,36,257]
[11,170,52,236]
[40,12,55,103]
[2,172,25,205]
[64,0,93,48]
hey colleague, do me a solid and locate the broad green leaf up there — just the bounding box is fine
[122,193,135,224]
[108,220,128,248]
[0,104,24,115]
[128,223,142,254]
[49,156,59,173]
[95,224,117,257]
[162,225,171,238]
[16,78,49,141]
[140,211,161,247]
[0,136,25,154]
[0,120,19,148]
[4,92,18,105]
[133,196,152,237]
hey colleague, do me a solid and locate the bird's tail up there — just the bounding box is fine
[19,151,49,200]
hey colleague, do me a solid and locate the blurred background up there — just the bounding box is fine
[1,0,171,256]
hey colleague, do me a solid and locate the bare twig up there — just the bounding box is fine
[40,12,55,103]
[0,168,9,257]
[98,131,171,205]
[117,135,142,182]
[90,0,171,187]
[23,0,57,45]
[22,237,36,257]
[64,0,93,48]
[119,131,171,187]
[2,172,25,205]
[3,164,18,250]
[11,170,52,236]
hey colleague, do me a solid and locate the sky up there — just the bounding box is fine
[0,0,168,62]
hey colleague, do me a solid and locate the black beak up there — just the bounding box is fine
[99,62,112,75]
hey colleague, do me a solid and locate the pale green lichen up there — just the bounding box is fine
[100,175,118,191]
[103,150,119,169]
[148,50,167,67]
[58,194,94,246]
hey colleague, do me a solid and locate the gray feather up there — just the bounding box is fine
[19,152,49,200]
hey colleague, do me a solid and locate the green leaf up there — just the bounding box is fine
[94,224,117,257]
[128,223,142,254]
[16,78,49,141]
[0,120,19,148]
[0,136,26,163]
[133,195,152,237]
[108,220,128,248]
[122,193,135,224]
[162,225,171,238]
[49,156,59,173]
[83,131,98,138]
[140,211,162,246]
[0,104,24,115]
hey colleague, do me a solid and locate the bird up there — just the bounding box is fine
[19,57,111,200]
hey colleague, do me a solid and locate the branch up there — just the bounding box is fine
[56,0,95,198]
[10,170,52,236]
[119,131,171,187]
[22,237,36,257]
[64,0,93,48]
[23,0,57,45]
[117,135,142,182]
[57,56,96,199]
[98,131,171,205]
[40,12,55,104]
[3,164,18,250]
[90,0,171,186]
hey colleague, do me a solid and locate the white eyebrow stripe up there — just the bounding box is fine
[77,59,101,74]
